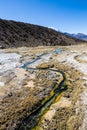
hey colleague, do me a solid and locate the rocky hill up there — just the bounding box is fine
[0,19,86,48]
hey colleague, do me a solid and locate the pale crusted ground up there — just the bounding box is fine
[52,45,87,130]
[42,97,71,121]
[0,44,87,130]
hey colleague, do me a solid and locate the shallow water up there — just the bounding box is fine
[17,52,67,130]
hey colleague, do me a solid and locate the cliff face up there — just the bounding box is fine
[0,19,85,48]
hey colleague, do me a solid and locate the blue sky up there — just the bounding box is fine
[0,0,87,34]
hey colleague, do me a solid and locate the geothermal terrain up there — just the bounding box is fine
[0,19,87,130]
[0,45,87,130]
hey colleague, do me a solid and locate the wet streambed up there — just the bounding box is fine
[16,51,67,130]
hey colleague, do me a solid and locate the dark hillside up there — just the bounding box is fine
[0,19,86,48]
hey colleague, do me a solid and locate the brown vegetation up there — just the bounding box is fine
[37,63,84,130]
[0,19,86,49]
[0,69,62,130]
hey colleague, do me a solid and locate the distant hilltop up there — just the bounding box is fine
[64,32,87,41]
[0,19,86,49]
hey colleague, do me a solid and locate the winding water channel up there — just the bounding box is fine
[17,51,67,130]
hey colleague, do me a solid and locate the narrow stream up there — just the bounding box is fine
[17,51,67,130]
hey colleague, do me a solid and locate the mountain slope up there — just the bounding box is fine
[0,19,86,48]
[64,32,87,41]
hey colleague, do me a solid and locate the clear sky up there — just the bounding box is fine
[0,0,87,34]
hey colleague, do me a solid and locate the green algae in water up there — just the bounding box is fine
[16,53,67,130]
[17,77,67,130]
